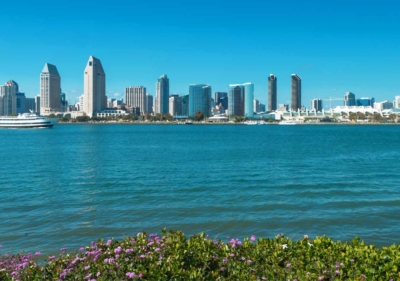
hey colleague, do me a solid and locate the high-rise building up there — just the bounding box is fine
[189,84,212,117]
[60,93,68,112]
[259,103,266,112]
[356,97,375,107]
[35,95,40,113]
[268,74,277,111]
[344,92,356,106]
[155,75,169,115]
[125,86,147,114]
[146,94,153,114]
[40,63,61,115]
[244,82,254,118]
[83,56,106,117]
[0,80,17,116]
[26,98,35,112]
[215,92,228,109]
[291,74,301,111]
[228,83,254,117]
[253,99,260,113]
[311,98,323,111]
[278,104,289,112]
[228,84,244,116]
[169,95,182,116]
[374,100,393,111]
[16,92,26,114]
[182,95,189,116]
[393,96,400,109]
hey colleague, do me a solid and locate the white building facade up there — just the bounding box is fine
[125,86,147,114]
[40,63,61,115]
[0,80,17,116]
[83,56,106,117]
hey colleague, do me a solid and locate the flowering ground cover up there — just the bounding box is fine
[1,229,399,280]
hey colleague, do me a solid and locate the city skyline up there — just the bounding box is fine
[1,0,399,107]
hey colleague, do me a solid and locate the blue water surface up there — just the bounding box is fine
[1,124,400,254]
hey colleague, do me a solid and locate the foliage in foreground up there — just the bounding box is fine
[1,230,400,280]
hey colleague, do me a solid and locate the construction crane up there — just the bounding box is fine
[322,97,344,110]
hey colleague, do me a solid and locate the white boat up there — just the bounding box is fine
[0,113,57,128]
[244,121,258,125]
[279,120,298,125]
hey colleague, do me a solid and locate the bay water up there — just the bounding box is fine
[1,124,400,254]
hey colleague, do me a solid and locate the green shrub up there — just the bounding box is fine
[1,230,400,280]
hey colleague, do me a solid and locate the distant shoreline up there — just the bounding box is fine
[57,121,400,126]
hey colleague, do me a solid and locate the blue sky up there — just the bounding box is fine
[1,0,399,108]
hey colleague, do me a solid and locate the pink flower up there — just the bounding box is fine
[85,266,90,270]
[126,272,135,278]
[35,251,41,256]
[250,235,256,241]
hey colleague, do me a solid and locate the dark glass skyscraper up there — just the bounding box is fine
[155,74,169,115]
[291,74,301,111]
[268,74,277,111]
[344,92,355,106]
[215,92,228,109]
[228,84,244,116]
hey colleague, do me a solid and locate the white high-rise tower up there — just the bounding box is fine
[83,56,106,117]
[40,63,61,115]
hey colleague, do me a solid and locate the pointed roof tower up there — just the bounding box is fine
[41,63,60,76]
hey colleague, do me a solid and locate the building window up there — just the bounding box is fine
[89,62,92,66]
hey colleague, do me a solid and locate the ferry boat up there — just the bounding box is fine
[243,120,258,125]
[0,113,57,128]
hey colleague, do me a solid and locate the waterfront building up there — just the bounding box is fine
[311,98,323,111]
[182,95,189,116]
[244,82,254,118]
[79,95,84,111]
[16,92,26,114]
[169,95,182,116]
[83,56,106,117]
[26,98,35,112]
[35,95,40,114]
[60,93,68,112]
[374,100,393,111]
[125,86,147,114]
[279,104,289,112]
[268,74,277,111]
[228,83,254,117]
[96,109,128,118]
[40,63,61,115]
[189,84,212,117]
[344,92,356,106]
[155,75,169,115]
[393,96,400,109]
[215,92,228,109]
[260,103,266,112]
[228,84,244,116]
[291,74,301,111]
[356,97,375,107]
[146,94,153,114]
[254,99,260,113]
[113,99,123,108]
[0,80,17,116]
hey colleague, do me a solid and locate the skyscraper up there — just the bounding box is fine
[146,94,153,114]
[228,83,254,117]
[40,63,61,115]
[228,84,244,116]
[189,84,212,117]
[215,92,228,109]
[169,95,182,116]
[35,95,40,114]
[182,95,189,116]
[268,74,277,111]
[291,74,301,111]
[344,92,355,106]
[311,98,323,111]
[155,75,169,115]
[125,86,147,114]
[0,80,17,116]
[83,56,106,117]
[244,82,254,118]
